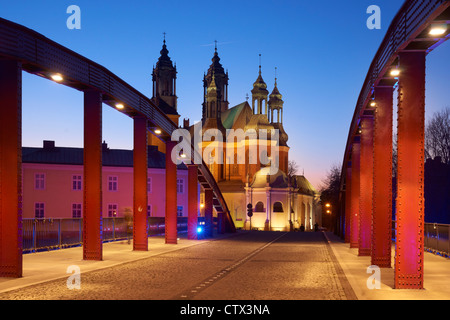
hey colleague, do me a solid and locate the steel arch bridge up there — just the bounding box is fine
[338,0,450,289]
[0,17,235,278]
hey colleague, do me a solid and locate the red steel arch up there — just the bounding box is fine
[0,17,235,277]
[339,0,450,289]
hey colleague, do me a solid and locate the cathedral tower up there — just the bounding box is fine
[152,35,178,112]
[203,43,229,117]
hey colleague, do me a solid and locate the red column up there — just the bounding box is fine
[204,189,213,238]
[395,51,426,289]
[165,140,177,244]
[187,165,198,240]
[0,59,23,277]
[344,165,352,243]
[359,114,374,256]
[350,139,360,249]
[83,90,103,260]
[372,86,394,268]
[133,116,148,251]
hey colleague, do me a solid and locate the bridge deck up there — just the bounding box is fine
[0,231,449,300]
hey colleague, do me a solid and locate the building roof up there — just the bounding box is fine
[22,141,187,170]
[250,167,289,188]
[293,175,316,196]
[221,102,248,129]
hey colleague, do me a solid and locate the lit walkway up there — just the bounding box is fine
[325,232,450,300]
[0,234,226,295]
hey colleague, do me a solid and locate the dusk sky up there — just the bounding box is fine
[1,0,449,189]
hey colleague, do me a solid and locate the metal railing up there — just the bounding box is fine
[22,217,188,253]
[424,223,450,258]
[391,220,450,258]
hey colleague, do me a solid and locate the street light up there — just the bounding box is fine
[429,23,447,36]
[390,68,400,77]
[51,74,63,82]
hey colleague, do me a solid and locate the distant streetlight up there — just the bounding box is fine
[116,103,124,110]
[154,129,162,135]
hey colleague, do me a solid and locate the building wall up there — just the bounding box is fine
[22,163,189,219]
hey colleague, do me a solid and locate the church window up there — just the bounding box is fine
[255,202,265,212]
[273,202,284,213]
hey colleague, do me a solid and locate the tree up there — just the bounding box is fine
[425,107,450,164]
[287,160,299,179]
[319,163,342,232]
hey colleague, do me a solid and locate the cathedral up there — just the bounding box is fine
[149,39,319,231]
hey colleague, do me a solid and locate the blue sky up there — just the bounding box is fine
[1,0,449,188]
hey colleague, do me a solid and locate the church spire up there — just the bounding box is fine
[251,54,269,116]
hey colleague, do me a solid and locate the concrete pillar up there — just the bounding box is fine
[83,90,103,260]
[187,165,198,240]
[395,51,426,289]
[350,138,360,248]
[372,86,394,268]
[133,116,148,251]
[359,114,374,256]
[0,59,23,277]
[165,140,177,244]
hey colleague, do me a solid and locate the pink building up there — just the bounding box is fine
[22,140,190,220]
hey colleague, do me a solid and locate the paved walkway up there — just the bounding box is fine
[1,231,449,299]
[325,232,450,300]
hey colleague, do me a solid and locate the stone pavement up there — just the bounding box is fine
[325,232,450,300]
[1,230,449,300]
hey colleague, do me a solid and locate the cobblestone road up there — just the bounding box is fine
[0,231,355,300]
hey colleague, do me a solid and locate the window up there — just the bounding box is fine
[255,201,265,212]
[177,179,184,194]
[72,175,82,191]
[108,176,118,192]
[147,177,152,193]
[35,203,45,218]
[147,205,152,217]
[177,206,183,217]
[107,204,118,217]
[273,202,284,213]
[72,203,82,218]
[35,173,45,190]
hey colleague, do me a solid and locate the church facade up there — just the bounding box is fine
[160,43,320,231]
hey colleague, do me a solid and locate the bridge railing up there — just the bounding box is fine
[391,220,450,258]
[22,217,190,253]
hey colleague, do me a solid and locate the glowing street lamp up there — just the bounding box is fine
[390,68,400,77]
[429,24,447,36]
[115,103,124,110]
[51,74,63,82]
[154,129,162,135]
